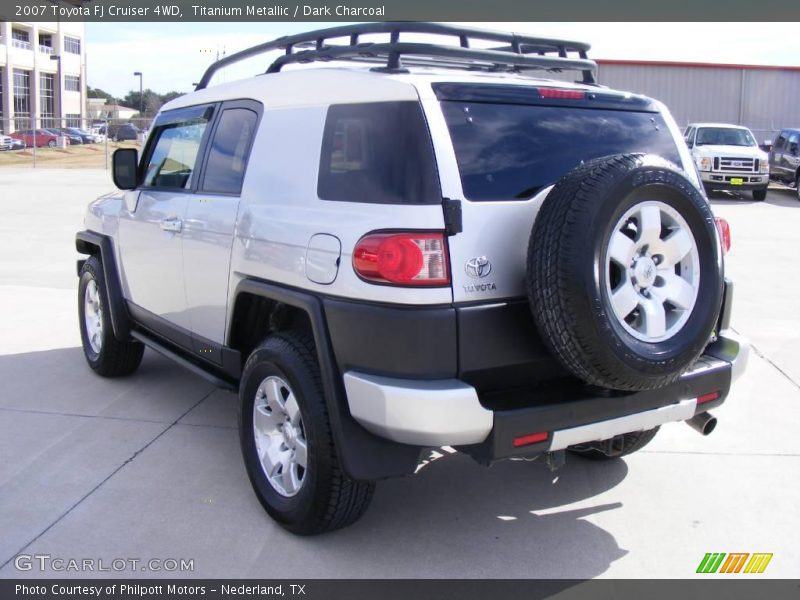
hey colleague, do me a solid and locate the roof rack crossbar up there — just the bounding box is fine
[195,22,596,91]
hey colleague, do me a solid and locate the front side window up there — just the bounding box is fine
[202,108,258,194]
[318,102,440,205]
[143,118,209,189]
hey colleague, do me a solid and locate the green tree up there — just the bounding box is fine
[87,86,114,102]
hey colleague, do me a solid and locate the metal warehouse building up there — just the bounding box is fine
[594,60,800,144]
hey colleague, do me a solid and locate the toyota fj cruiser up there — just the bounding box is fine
[76,23,748,534]
[684,123,770,200]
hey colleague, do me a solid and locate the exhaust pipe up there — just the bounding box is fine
[686,412,717,436]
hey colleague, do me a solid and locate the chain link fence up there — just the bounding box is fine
[0,116,152,168]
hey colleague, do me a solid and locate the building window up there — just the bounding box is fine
[0,69,5,134]
[40,73,56,129]
[12,29,32,51]
[65,75,81,92]
[65,114,82,128]
[64,36,81,54]
[13,69,32,130]
[38,33,53,54]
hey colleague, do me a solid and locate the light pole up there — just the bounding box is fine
[133,71,143,118]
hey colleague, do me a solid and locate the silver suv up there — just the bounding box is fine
[75,23,748,534]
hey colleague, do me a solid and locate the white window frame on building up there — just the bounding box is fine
[40,73,56,129]
[0,68,5,134]
[38,32,54,55]
[13,69,32,130]
[12,28,31,51]
[64,35,81,54]
[65,75,81,92]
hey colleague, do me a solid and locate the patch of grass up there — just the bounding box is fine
[0,141,142,169]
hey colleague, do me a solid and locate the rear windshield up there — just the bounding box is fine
[440,102,682,201]
[317,102,441,205]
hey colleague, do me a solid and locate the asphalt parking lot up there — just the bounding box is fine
[0,168,798,579]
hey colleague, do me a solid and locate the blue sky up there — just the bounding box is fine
[85,22,800,98]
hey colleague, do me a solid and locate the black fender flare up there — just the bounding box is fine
[232,279,423,481]
[75,231,132,341]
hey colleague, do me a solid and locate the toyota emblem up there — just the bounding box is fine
[465,256,492,278]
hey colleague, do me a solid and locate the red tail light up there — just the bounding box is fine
[353,232,450,286]
[697,391,720,405]
[715,217,731,255]
[512,431,549,447]
[538,88,586,99]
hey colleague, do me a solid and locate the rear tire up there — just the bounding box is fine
[239,331,375,535]
[752,188,767,201]
[569,427,660,460]
[527,154,723,391]
[78,255,144,377]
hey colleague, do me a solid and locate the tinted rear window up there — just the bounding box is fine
[441,102,682,201]
[318,102,440,205]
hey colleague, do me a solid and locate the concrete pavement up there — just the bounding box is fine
[0,169,798,578]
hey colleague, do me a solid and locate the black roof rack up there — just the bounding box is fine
[195,22,597,91]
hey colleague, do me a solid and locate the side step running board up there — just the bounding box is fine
[131,330,237,392]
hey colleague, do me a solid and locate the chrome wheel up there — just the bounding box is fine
[83,280,104,353]
[253,376,307,497]
[604,200,700,342]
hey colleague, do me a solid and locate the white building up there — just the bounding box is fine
[0,20,87,133]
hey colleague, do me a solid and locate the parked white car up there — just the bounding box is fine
[0,135,13,151]
[684,123,769,200]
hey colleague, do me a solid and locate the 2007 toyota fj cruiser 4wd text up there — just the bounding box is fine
[75,23,748,534]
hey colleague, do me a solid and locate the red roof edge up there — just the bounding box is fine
[596,58,800,72]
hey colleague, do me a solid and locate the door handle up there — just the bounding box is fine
[160,218,183,233]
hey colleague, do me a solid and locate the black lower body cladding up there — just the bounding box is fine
[527,153,724,391]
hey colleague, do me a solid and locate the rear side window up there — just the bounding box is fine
[317,102,440,205]
[440,102,682,201]
[202,108,258,195]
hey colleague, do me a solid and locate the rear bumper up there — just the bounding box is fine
[343,330,748,459]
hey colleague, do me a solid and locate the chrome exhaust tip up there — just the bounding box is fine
[686,412,717,436]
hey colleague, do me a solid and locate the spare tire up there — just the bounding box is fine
[527,154,723,391]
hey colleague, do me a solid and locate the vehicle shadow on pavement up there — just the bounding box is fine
[708,188,798,208]
[0,347,629,580]
[249,446,630,579]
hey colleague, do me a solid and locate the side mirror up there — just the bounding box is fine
[686,141,694,148]
[112,148,139,190]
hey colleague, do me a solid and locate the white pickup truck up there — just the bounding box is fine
[684,123,769,200]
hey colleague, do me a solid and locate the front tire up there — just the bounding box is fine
[78,255,144,377]
[239,331,375,535]
[752,188,767,201]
